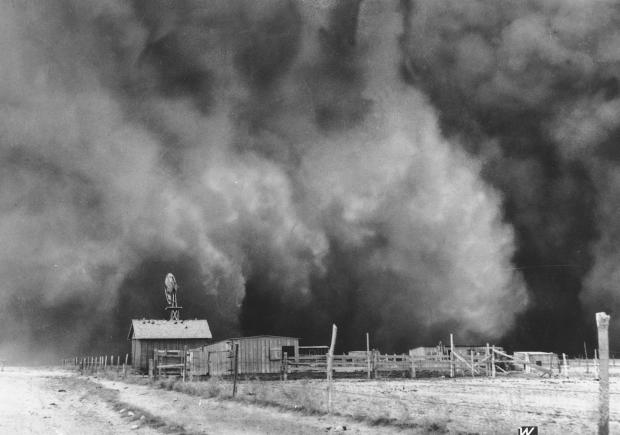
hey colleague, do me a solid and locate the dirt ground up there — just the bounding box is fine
[3,366,619,434]
[0,367,159,435]
[0,367,405,434]
[231,372,620,434]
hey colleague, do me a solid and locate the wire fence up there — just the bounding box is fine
[62,353,619,433]
[229,378,610,433]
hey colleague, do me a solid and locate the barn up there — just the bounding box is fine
[128,318,212,372]
[190,335,299,377]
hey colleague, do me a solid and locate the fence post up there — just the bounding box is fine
[148,358,154,380]
[597,312,610,435]
[449,333,455,378]
[562,353,569,378]
[470,351,475,378]
[366,332,371,380]
[283,352,288,381]
[485,343,490,376]
[232,343,239,397]
[183,345,188,383]
[410,350,416,379]
[373,350,378,379]
[595,349,600,380]
[326,324,337,414]
[491,346,496,378]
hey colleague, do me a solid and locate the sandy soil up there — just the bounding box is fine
[0,367,407,434]
[5,366,618,434]
[232,375,620,434]
[0,367,158,435]
[93,376,406,434]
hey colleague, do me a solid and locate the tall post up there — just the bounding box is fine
[366,332,371,380]
[232,343,239,397]
[585,342,590,373]
[562,353,569,378]
[595,349,600,380]
[491,346,496,378]
[410,350,416,379]
[327,324,337,414]
[183,345,188,383]
[485,343,490,376]
[470,351,475,378]
[373,350,378,379]
[597,312,610,435]
[449,334,455,378]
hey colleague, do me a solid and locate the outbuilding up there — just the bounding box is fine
[190,335,299,377]
[128,318,212,372]
[513,351,559,373]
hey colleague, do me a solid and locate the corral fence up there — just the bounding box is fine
[62,344,568,381]
[61,314,616,432]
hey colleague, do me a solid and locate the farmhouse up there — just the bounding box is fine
[190,335,299,377]
[128,318,212,372]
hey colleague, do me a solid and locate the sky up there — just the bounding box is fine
[0,0,617,362]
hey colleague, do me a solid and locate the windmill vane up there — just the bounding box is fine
[164,273,182,321]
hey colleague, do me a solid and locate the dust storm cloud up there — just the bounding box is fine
[13,0,616,361]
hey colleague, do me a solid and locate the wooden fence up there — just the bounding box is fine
[63,354,131,377]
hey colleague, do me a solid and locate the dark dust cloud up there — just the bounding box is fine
[0,0,613,362]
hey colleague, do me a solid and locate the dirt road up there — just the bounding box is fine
[0,368,158,434]
[0,368,408,434]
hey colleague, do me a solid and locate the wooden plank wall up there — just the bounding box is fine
[132,338,210,371]
[199,337,299,376]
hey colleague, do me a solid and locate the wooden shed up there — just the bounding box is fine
[513,351,559,373]
[128,319,212,372]
[190,335,298,377]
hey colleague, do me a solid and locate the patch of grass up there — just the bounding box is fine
[96,372,440,432]
[71,376,188,434]
[171,377,225,398]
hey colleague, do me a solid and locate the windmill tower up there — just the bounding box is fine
[163,273,183,321]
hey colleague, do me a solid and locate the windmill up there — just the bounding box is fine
[164,273,183,321]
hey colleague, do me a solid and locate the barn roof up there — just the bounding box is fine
[226,335,299,340]
[514,351,555,355]
[128,319,212,340]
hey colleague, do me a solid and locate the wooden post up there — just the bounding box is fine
[449,334,455,378]
[366,333,371,380]
[585,342,590,374]
[232,343,239,397]
[595,349,600,380]
[562,353,569,378]
[283,352,288,381]
[597,312,610,435]
[183,346,188,382]
[410,350,416,379]
[485,344,490,376]
[327,324,337,414]
[470,351,475,378]
[491,346,496,378]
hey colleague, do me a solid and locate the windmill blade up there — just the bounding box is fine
[164,273,178,305]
